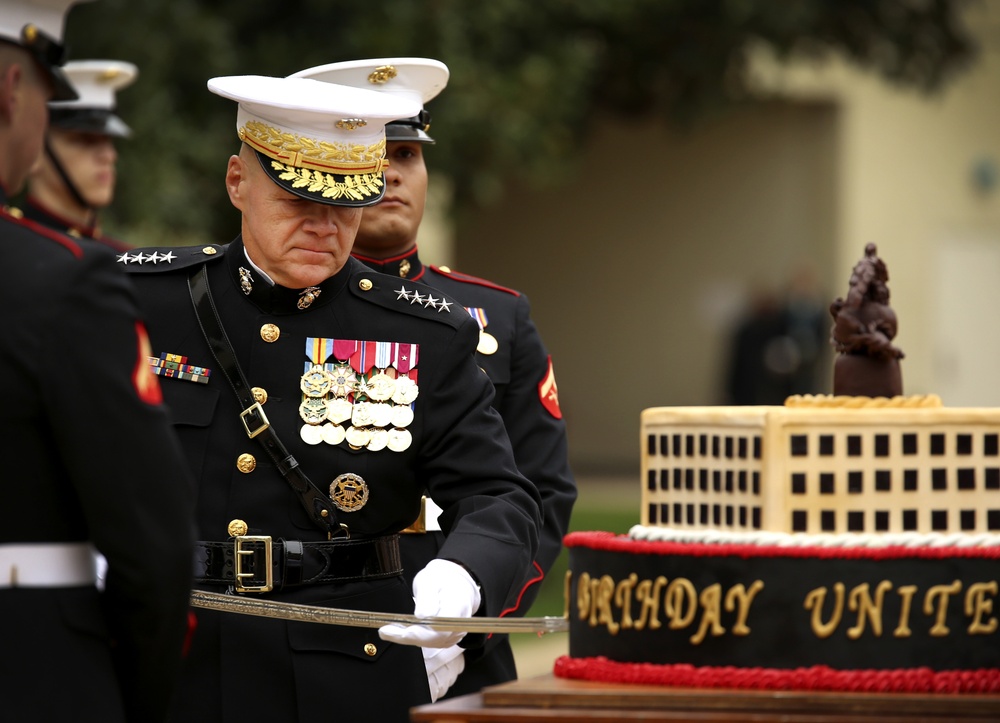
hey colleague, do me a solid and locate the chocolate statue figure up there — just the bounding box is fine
[829,243,904,397]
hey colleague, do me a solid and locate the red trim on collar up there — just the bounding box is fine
[429,265,521,297]
[2,207,83,259]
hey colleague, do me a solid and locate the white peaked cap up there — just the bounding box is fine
[208,75,422,206]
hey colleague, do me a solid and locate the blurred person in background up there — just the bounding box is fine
[24,58,135,250]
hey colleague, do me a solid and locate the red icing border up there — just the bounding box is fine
[564,530,1000,561]
[553,656,1000,694]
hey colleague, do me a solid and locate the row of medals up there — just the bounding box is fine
[299,362,418,452]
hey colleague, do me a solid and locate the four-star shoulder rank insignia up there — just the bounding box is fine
[394,284,452,312]
[117,250,176,265]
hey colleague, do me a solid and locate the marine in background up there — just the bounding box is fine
[290,57,577,699]
[24,58,136,250]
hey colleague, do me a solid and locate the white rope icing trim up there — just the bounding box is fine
[629,525,1000,549]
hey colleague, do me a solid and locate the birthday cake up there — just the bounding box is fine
[555,246,1000,694]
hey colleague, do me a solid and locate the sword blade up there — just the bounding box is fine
[190,589,569,634]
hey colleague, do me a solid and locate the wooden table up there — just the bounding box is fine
[410,674,1000,722]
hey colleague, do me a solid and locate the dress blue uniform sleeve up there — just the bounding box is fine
[497,293,576,613]
[415,318,543,621]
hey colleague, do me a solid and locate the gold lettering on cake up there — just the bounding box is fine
[564,570,572,620]
[804,583,845,639]
[576,571,592,621]
[725,580,765,636]
[664,578,698,630]
[591,575,618,634]
[893,584,918,638]
[690,583,725,645]
[846,580,893,639]
[615,573,639,630]
[634,576,668,630]
[924,580,962,637]
[965,581,999,635]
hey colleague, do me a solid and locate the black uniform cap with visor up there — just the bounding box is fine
[287,58,449,145]
[208,75,422,208]
[0,0,96,101]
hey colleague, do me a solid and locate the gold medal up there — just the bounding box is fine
[329,473,369,512]
[391,377,419,405]
[390,404,414,428]
[351,401,375,427]
[387,428,412,452]
[300,424,323,445]
[299,397,329,425]
[366,370,396,401]
[321,422,346,445]
[300,364,333,397]
[345,425,372,448]
[366,428,389,452]
[477,331,499,355]
[327,397,353,424]
[329,363,357,398]
[370,402,394,428]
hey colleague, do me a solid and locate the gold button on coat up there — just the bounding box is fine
[260,324,280,343]
[358,279,373,291]
[202,246,218,255]
[251,387,268,405]
[363,643,377,656]
[227,519,248,537]
[236,453,257,474]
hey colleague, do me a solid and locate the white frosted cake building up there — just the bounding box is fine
[641,397,1000,535]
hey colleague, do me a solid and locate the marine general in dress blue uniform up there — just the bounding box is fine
[120,74,542,722]
[289,58,577,699]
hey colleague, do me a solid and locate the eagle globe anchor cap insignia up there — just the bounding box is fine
[288,57,449,144]
[207,75,421,207]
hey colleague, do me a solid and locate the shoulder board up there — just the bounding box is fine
[429,265,521,297]
[1,205,83,259]
[118,244,227,273]
[348,269,468,330]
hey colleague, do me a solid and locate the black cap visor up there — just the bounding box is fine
[254,149,387,208]
[49,108,131,138]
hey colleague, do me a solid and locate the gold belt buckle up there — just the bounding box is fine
[233,535,273,592]
[400,496,427,534]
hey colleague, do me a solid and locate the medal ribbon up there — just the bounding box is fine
[374,341,393,369]
[305,337,334,372]
[333,339,359,362]
[464,307,488,331]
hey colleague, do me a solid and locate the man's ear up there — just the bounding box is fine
[225,154,245,211]
[0,63,23,124]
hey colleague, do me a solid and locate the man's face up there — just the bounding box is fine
[355,140,428,257]
[226,146,363,289]
[31,128,118,209]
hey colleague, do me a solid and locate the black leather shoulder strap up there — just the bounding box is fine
[187,264,347,538]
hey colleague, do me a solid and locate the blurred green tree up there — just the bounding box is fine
[61,0,975,244]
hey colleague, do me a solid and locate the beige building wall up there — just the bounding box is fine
[434,5,1000,473]
[453,104,838,472]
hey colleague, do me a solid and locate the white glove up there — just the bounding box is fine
[379,558,481,648]
[423,644,465,703]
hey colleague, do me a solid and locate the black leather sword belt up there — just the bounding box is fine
[193,534,401,593]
